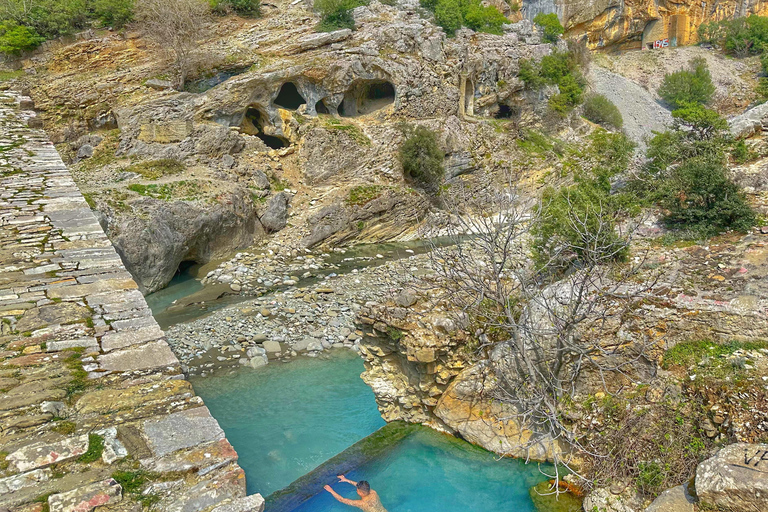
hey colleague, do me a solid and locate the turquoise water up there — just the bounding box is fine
[289,427,549,512]
[191,350,386,495]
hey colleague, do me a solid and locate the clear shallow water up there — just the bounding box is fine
[290,427,550,512]
[190,350,386,495]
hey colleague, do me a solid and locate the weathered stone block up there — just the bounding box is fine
[48,478,122,512]
[210,495,265,512]
[97,340,178,371]
[7,435,89,472]
[696,443,768,512]
[143,406,225,458]
[138,121,193,143]
[0,468,51,494]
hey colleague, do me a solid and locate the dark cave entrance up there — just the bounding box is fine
[494,104,514,119]
[339,80,396,117]
[241,106,290,149]
[176,260,197,276]
[274,82,306,110]
[315,99,329,114]
[258,134,287,149]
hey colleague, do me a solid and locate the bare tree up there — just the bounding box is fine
[134,0,210,89]
[421,180,663,490]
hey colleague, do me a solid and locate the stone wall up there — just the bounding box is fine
[0,92,263,512]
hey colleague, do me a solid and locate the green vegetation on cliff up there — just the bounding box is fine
[398,125,445,193]
[698,14,768,57]
[657,57,715,109]
[632,103,755,238]
[533,12,563,43]
[582,93,623,130]
[420,0,507,37]
[519,49,586,115]
[532,130,635,268]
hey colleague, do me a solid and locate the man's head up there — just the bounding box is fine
[356,481,371,497]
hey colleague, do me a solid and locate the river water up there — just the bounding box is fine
[156,240,572,512]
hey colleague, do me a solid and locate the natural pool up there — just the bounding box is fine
[190,349,385,495]
[288,427,551,512]
[191,350,557,511]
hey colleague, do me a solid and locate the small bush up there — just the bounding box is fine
[657,57,716,109]
[422,0,506,37]
[92,0,134,27]
[347,185,384,206]
[532,131,635,268]
[315,0,364,31]
[519,50,585,115]
[582,93,623,130]
[125,158,185,180]
[399,125,445,192]
[463,1,507,35]
[533,12,563,43]
[434,0,462,36]
[0,22,43,55]
[210,0,260,16]
[0,0,89,39]
[731,139,756,164]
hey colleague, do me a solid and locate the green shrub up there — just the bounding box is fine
[701,15,768,56]
[0,22,43,55]
[434,0,462,36]
[463,1,506,35]
[210,0,260,16]
[519,50,585,115]
[533,12,563,43]
[0,0,89,39]
[422,0,506,37]
[634,105,755,238]
[77,434,105,463]
[91,0,134,27]
[315,0,364,31]
[657,57,715,109]
[532,131,635,268]
[731,139,756,164]
[582,93,623,129]
[399,125,445,192]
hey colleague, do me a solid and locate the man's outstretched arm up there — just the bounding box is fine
[338,475,358,486]
[324,485,363,508]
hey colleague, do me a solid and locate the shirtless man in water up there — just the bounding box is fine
[324,475,388,511]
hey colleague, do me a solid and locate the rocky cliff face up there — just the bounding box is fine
[356,234,768,462]
[536,0,768,50]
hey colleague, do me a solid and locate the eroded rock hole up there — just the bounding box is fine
[274,82,306,110]
[258,134,287,149]
[340,80,396,117]
[176,260,197,276]
[241,107,290,149]
[494,104,514,119]
[315,99,329,114]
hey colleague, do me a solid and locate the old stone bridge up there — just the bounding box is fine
[0,93,264,511]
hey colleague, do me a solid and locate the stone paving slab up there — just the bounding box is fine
[0,92,263,512]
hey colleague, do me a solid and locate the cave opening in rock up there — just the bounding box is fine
[241,106,290,149]
[274,82,306,110]
[258,134,287,149]
[494,104,514,119]
[176,260,197,276]
[339,80,396,117]
[315,99,329,114]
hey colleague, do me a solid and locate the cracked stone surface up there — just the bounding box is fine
[0,92,263,511]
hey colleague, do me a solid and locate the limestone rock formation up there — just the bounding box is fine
[553,0,768,50]
[695,443,768,511]
[101,190,262,294]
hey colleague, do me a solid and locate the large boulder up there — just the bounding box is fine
[104,189,261,293]
[644,485,694,512]
[695,443,768,512]
[260,192,290,233]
